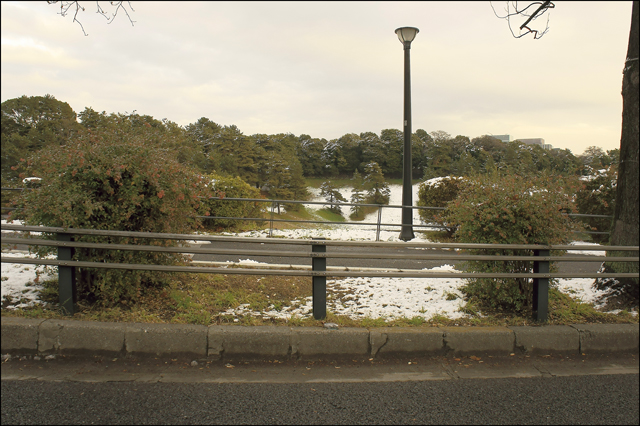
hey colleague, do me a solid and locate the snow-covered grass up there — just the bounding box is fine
[1,184,636,321]
[0,252,55,310]
[218,264,469,322]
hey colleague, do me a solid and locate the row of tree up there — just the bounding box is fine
[299,129,614,180]
[319,163,392,218]
[2,95,617,193]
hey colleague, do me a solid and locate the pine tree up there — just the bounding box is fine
[363,162,390,204]
[350,169,366,219]
[320,180,347,215]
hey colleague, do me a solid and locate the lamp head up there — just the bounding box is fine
[395,27,419,47]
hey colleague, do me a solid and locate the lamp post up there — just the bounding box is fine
[395,26,418,241]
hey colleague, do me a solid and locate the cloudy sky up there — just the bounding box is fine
[1,1,634,155]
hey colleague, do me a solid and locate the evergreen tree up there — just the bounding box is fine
[184,117,223,174]
[379,129,404,177]
[320,180,347,215]
[287,160,310,211]
[264,153,293,214]
[2,94,81,183]
[350,169,366,219]
[363,162,390,204]
[297,135,326,177]
[217,125,259,186]
[360,131,385,174]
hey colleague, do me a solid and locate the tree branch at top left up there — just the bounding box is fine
[46,1,136,36]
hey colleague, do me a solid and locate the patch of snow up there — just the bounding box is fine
[567,241,607,257]
[1,252,55,309]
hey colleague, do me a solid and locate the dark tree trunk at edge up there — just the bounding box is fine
[596,1,639,305]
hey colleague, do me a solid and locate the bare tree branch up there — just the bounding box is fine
[490,1,555,40]
[46,1,136,36]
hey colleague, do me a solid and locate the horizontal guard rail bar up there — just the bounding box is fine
[2,238,638,263]
[3,224,637,251]
[197,216,446,229]
[201,197,446,210]
[0,216,616,235]
[202,197,614,218]
[2,257,639,279]
[2,215,610,235]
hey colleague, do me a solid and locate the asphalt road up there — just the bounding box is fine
[191,241,605,273]
[3,348,638,425]
[2,372,638,425]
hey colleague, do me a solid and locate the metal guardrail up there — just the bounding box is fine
[2,188,613,240]
[2,224,638,322]
[179,195,448,240]
[197,196,613,239]
[1,190,449,240]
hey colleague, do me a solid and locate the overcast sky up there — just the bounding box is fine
[1,1,634,155]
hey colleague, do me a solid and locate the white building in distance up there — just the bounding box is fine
[488,135,553,150]
[491,134,511,143]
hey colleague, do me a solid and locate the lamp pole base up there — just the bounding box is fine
[399,220,415,242]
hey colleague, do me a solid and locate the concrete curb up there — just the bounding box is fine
[1,318,638,361]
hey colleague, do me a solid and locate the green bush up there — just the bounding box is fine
[199,174,266,231]
[574,165,616,243]
[416,176,463,236]
[445,173,582,314]
[11,123,207,306]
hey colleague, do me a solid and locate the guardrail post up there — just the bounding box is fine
[533,249,550,322]
[312,238,327,320]
[57,233,76,315]
[376,206,383,241]
[269,201,276,237]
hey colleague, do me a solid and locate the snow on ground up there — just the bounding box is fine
[567,241,607,257]
[0,252,55,309]
[1,185,636,320]
[555,278,611,308]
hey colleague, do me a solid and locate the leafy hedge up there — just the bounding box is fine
[199,174,266,231]
[416,176,463,236]
[11,123,207,306]
[445,173,582,314]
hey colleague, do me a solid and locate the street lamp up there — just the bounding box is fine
[395,26,418,241]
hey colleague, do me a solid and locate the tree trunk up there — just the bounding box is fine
[612,0,639,247]
[596,1,639,305]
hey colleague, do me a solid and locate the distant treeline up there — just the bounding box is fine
[2,95,619,193]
